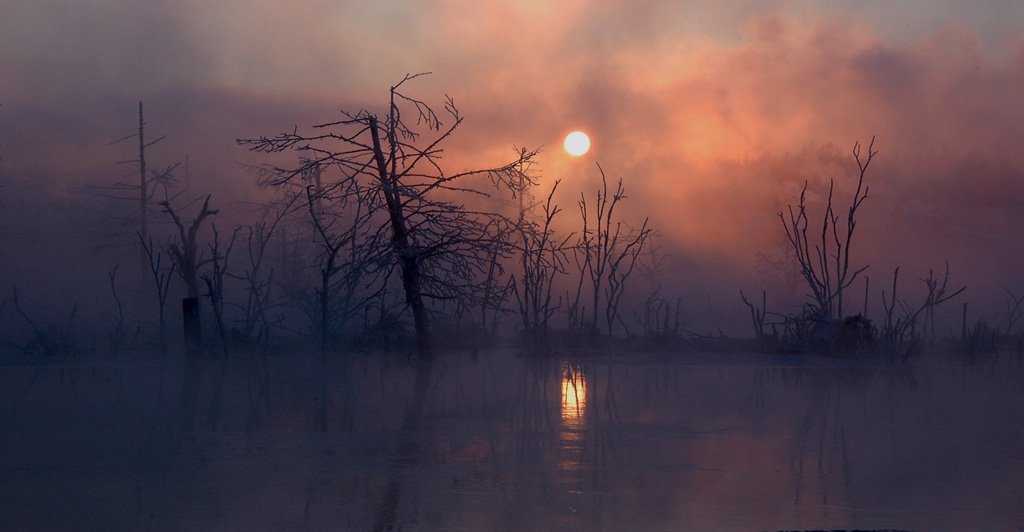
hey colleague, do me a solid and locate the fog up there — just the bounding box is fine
[4,2,1024,530]
[7,7,1024,338]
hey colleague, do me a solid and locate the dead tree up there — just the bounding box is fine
[226,193,300,351]
[303,180,382,353]
[446,214,518,341]
[1004,288,1024,340]
[12,286,78,357]
[107,264,126,354]
[632,241,685,344]
[102,102,179,274]
[161,194,219,353]
[240,73,538,356]
[781,138,873,320]
[571,164,651,337]
[879,263,965,358]
[203,223,238,356]
[140,234,176,355]
[636,288,685,346]
[513,179,571,346]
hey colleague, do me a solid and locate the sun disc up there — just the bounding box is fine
[564,131,591,156]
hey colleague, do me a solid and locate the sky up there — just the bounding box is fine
[3,0,1024,332]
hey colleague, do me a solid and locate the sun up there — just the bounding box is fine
[564,131,591,156]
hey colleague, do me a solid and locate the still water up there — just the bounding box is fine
[2,349,1023,531]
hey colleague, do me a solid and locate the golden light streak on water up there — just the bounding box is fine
[560,362,586,422]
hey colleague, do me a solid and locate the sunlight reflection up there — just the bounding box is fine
[560,362,586,423]
[558,360,589,507]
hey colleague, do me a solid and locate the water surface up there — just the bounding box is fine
[2,349,1022,531]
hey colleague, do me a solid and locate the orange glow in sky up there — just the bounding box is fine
[4,0,1024,327]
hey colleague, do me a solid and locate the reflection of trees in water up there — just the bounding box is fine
[501,357,589,531]
[9,353,1024,530]
[371,355,435,532]
[789,375,851,515]
[768,364,919,522]
[5,354,733,529]
[557,361,588,529]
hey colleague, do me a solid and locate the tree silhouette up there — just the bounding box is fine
[161,195,219,300]
[240,73,537,355]
[302,177,383,354]
[781,138,872,320]
[100,102,180,274]
[513,178,571,346]
[569,165,651,337]
[226,193,300,352]
[161,194,218,353]
[140,234,176,355]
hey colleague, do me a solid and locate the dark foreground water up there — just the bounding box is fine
[1,349,1023,532]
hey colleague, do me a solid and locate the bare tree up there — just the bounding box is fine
[203,223,239,356]
[240,73,538,355]
[140,234,176,355]
[745,140,875,354]
[631,240,686,345]
[107,264,127,354]
[162,195,218,299]
[303,179,383,353]
[571,164,651,337]
[781,138,873,320]
[513,179,571,346]
[161,194,219,353]
[12,286,78,357]
[754,235,802,307]
[101,102,180,273]
[226,193,300,351]
[476,216,516,339]
[879,263,965,358]
[1004,288,1024,340]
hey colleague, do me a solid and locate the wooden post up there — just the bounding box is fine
[183,297,201,355]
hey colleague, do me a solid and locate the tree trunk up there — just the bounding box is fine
[138,101,149,276]
[368,117,432,356]
[183,296,201,355]
[319,269,330,355]
[401,254,431,355]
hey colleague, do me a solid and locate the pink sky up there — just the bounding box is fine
[3,1,1024,330]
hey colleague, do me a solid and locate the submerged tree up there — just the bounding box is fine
[568,164,651,337]
[227,193,300,351]
[513,178,571,346]
[203,223,238,356]
[781,138,873,321]
[240,73,537,355]
[746,138,964,356]
[302,176,384,353]
[100,102,180,274]
[878,263,964,358]
[140,234,176,355]
[161,194,219,353]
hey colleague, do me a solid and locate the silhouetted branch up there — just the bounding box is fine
[780,138,873,320]
[140,233,176,355]
[161,194,219,299]
[239,75,539,355]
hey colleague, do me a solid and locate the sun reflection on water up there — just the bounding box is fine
[558,360,588,513]
[561,362,586,422]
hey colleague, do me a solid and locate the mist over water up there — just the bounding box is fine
[6,3,1024,530]
[2,349,1022,531]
